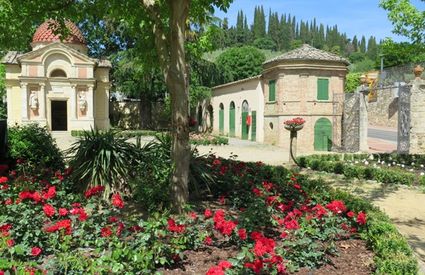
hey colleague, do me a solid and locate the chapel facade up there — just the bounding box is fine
[2,20,111,131]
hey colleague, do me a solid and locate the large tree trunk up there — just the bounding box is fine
[166,0,190,213]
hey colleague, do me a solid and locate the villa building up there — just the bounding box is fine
[2,20,111,131]
[208,44,349,153]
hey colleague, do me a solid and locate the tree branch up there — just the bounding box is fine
[140,0,170,80]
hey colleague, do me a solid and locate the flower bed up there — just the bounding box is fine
[0,157,418,274]
[298,154,425,186]
[189,133,229,146]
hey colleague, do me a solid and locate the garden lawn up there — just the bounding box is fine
[0,155,418,274]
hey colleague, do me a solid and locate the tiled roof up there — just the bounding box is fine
[1,51,22,64]
[264,44,349,65]
[32,20,86,45]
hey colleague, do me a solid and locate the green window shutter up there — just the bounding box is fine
[317,79,329,100]
[269,80,276,101]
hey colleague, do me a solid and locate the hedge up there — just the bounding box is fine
[298,155,420,186]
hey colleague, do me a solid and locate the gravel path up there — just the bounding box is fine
[304,171,425,274]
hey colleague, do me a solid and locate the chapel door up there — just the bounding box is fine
[51,101,67,131]
[314,118,332,151]
[229,102,236,137]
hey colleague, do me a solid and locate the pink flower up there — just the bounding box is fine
[188,211,197,220]
[112,193,124,209]
[31,247,42,256]
[0,177,8,184]
[347,211,355,218]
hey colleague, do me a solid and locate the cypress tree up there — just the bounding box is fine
[352,35,358,52]
[359,35,366,53]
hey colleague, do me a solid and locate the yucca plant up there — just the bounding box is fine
[67,129,136,197]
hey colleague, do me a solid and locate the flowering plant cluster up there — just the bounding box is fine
[283,117,306,127]
[0,155,368,274]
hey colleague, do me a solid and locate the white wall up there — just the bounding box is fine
[211,78,264,142]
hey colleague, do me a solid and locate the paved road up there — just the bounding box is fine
[368,127,397,143]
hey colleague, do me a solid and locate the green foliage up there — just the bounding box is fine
[67,129,136,195]
[344,72,361,92]
[189,86,211,109]
[350,58,376,73]
[190,135,228,146]
[8,123,64,171]
[380,38,425,67]
[299,154,418,186]
[0,64,6,119]
[216,46,265,82]
[253,37,277,51]
[380,0,425,43]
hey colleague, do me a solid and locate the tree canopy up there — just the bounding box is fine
[380,0,425,43]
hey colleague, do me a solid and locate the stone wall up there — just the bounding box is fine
[367,86,398,128]
[409,78,425,154]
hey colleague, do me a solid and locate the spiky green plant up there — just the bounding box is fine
[67,129,136,197]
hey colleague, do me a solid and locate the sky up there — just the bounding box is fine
[214,0,425,42]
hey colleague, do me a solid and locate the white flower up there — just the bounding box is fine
[411,162,415,166]
[355,161,359,164]
[421,164,424,168]
[392,162,396,165]
[421,172,424,176]
[364,161,369,165]
[382,161,385,164]
[401,164,405,168]
[409,169,414,172]
[388,164,391,167]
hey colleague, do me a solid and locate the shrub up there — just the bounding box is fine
[67,129,136,195]
[8,123,64,171]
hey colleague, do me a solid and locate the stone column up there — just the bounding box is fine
[104,85,111,128]
[409,76,425,154]
[87,85,94,119]
[70,85,77,120]
[20,82,28,121]
[39,83,46,119]
[359,89,369,152]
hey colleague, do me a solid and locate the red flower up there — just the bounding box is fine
[112,193,124,209]
[280,231,288,238]
[218,195,226,205]
[101,226,113,237]
[312,204,328,219]
[293,184,301,189]
[212,159,221,166]
[6,239,14,247]
[204,209,213,219]
[250,231,263,241]
[0,224,12,232]
[326,200,347,214]
[32,191,42,203]
[357,211,367,225]
[84,185,105,199]
[167,218,185,233]
[238,228,247,240]
[218,260,232,269]
[262,181,274,191]
[42,186,56,200]
[4,198,12,205]
[116,222,125,236]
[206,266,224,275]
[43,204,56,218]
[347,211,355,218]
[204,236,213,246]
[253,236,275,257]
[252,188,262,196]
[58,208,68,216]
[244,259,263,274]
[31,247,42,256]
[284,219,300,230]
[109,216,119,223]
[0,177,8,184]
[45,219,72,235]
[188,211,197,220]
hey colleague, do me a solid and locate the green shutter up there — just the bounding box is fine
[219,109,224,134]
[317,79,329,100]
[241,112,249,140]
[269,80,276,101]
[229,104,235,137]
[251,111,257,141]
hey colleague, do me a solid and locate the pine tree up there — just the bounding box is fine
[268,11,280,49]
[352,35,358,52]
[367,36,378,60]
[359,35,366,53]
[253,5,266,39]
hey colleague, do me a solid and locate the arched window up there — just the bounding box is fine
[50,69,67,78]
